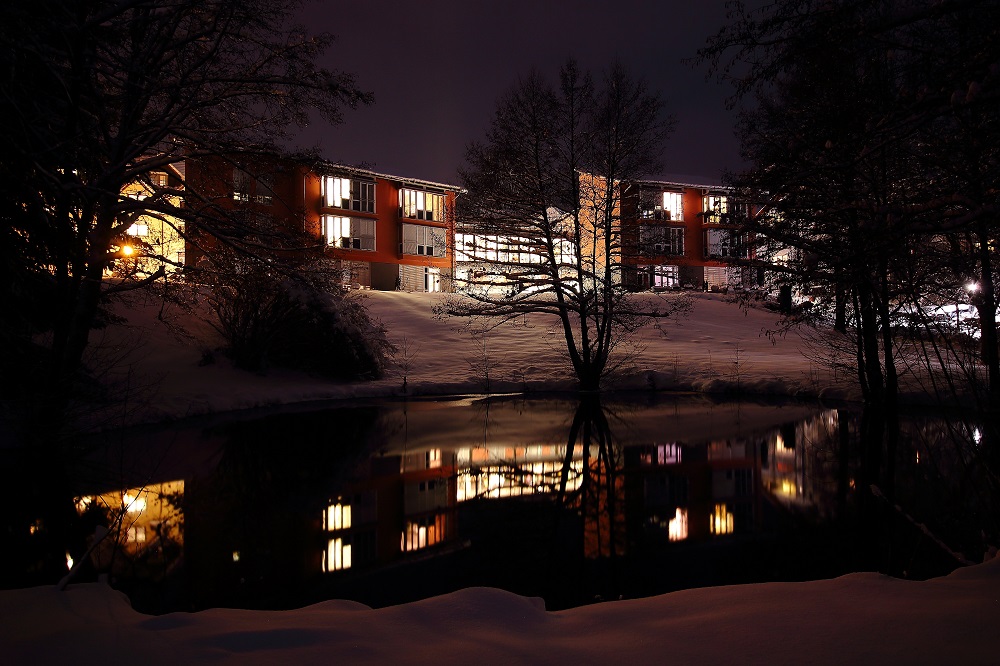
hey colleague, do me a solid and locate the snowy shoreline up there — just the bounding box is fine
[89,290,864,429]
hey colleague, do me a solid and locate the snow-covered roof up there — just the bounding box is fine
[313,160,461,193]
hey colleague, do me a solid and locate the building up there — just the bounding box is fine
[184,154,459,292]
[115,164,186,276]
[453,207,578,296]
[619,179,756,292]
[452,175,757,297]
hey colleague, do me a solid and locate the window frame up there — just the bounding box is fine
[324,176,376,213]
[400,188,445,222]
[322,215,376,251]
[401,222,445,257]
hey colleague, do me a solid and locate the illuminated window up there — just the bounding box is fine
[401,223,445,256]
[640,189,682,220]
[426,449,442,469]
[703,195,729,223]
[401,513,448,552]
[325,502,352,531]
[653,265,679,288]
[324,176,375,213]
[655,443,682,465]
[322,215,375,251]
[325,537,352,571]
[151,172,169,188]
[710,504,734,535]
[127,526,146,543]
[640,190,685,220]
[668,508,688,541]
[122,492,146,514]
[400,188,444,221]
[127,223,149,237]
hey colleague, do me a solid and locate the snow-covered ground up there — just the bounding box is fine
[93,289,856,425]
[4,554,998,663]
[8,289,996,663]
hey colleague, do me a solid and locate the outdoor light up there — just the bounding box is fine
[966,281,979,293]
[121,244,134,256]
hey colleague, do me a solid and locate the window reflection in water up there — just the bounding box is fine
[73,481,184,572]
[50,397,993,614]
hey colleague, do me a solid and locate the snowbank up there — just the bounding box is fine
[4,556,997,663]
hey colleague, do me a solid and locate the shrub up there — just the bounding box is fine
[202,251,393,379]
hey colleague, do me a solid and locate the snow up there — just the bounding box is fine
[4,557,998,663]
[94,289,856,426]
[9,289,994,662]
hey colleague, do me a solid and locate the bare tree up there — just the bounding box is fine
[700,0,1000,414]
[445,61,678,392]
[0,0,370,420]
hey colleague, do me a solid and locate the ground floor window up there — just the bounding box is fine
[425,267,441,293]
[653,265,679,288]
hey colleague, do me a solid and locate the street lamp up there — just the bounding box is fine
[957,281,980,332]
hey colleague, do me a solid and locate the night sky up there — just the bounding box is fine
[293,0,746,186]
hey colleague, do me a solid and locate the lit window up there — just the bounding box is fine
[127,223,149,237]
[661,192,683,220]
[426,449,442,468]
[668,508,688,541]
[325,537,352,571]
[641,190,683,220]
[656,443,682,464]
[401,514,448,552]
[400,188,444,221]
[325,502,352,531]
[151,172,169,188]
[652,265,679,288]
[322,215,375,251]
[324,176,375,213]
[710,503,734,535]
[703,195,729,222]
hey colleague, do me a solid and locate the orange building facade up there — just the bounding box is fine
[184,154,458,292]
[619,179,756,292]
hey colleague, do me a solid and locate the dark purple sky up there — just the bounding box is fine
[293,0,744,186]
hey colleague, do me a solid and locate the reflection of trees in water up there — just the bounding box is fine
[804,406,997,575]
[464,397,626,560]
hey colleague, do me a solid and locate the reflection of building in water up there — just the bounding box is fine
[74,481,184,573]
[319,410,841,572]
[759,410,839,511]
[626,436,759,546]
[455,444,584,501]
[320,443,584,573]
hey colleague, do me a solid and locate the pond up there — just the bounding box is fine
[6,393,996,614]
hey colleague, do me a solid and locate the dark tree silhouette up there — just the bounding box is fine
[699,0,1000,413]
[0,0,371,425]
[445,60,680,392]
